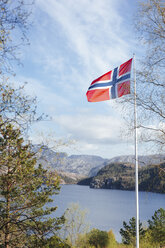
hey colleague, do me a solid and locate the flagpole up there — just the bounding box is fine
[133,54,139,248]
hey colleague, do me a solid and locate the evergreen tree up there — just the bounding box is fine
[0,121,65,247]
[120,217,145,246]
[148,208,165,247]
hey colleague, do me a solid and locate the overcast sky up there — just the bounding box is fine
[14,0,145,159]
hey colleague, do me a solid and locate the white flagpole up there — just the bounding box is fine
[133,54,139,248]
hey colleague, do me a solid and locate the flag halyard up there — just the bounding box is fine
[86,58,132,102]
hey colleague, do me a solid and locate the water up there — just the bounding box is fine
[51,185,165,242]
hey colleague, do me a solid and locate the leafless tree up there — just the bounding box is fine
[121,0,165,153]
[0,0,33,74]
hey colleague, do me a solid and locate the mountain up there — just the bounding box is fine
[57,171,85,184]
[78,162,165,193]
[35,145,108,176]
[34,145,165,188]
[1,144,164,189]
[107,154,165,166]
[89,154,165,176]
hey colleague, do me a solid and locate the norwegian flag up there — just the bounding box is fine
[86,58,132,102]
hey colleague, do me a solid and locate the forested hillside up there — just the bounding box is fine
[78,163,165,193]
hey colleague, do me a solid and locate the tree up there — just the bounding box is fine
[0,121,64,247]
[0,0,40,130]
[0,0,47,132]
[107,229,117,248]
[123,0,165,153]
[60,203,90,246]
[74,233,89,248]
[28,235,71,248]
[139,229,156,248]
[120,217,145,246]
[0,0,33,74]
[0,80,45,132]
[87,228,109,248]
[135,0,165,148]
[148,208,165,247]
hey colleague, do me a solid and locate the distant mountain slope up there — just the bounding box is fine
[107,154,165,166]
[79,162,165,193]
[57,171,85,184]
[34,145,165,179]
[89,154,165,176]
[35,145,108,176]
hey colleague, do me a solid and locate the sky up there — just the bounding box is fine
[14,0,144,159]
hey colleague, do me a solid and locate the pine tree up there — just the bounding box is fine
[120,217,145,246]
[148,208,165,247]
[0,121,65,247]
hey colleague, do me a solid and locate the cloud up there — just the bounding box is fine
[22,0,137,97]
[34,0,133,82]
[71,140,134,158]
[14,0,139,158]
[53,114,127,145]
[13,76,71,115]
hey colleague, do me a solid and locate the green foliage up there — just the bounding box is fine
[107,229,117,247]
[87,228,109,248]
[119,210,165,247]
[74,229,117,248]
[65,208,165,248]
[74,233,90,248]
[27,235,71,248]
[120,217,145,246]
[0,122,64,247]
[148,208,165,247]
[139,229,157,248]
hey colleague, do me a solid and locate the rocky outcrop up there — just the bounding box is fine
[57,171,85,184]
[85,163,165,193]
[89,154,165,176]
[90,177,123,189]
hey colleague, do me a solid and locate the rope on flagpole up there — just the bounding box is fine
[133,54,139,248]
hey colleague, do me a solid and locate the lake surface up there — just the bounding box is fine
[51,185,165,242]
